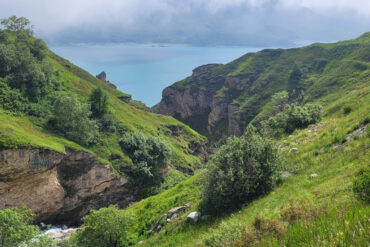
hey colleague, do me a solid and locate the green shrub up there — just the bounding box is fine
[0,79,27,113]
[119,132,171,185]
[268,103,322,134]
[0,206,55,247]
[49,92,98,146]
[72,205,136,247]
[200,126,280,215]
[90,87,108,119]
[1,16,34,36]
[343,104,352,115]
[353,165,370,202]
[97,113,116,133]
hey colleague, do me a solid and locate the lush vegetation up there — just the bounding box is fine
[71,205,136,247]
[0,16,204,176]
[200,126,280,215]
[167,31,370,142]
[267,103,322,135]
[119,132,172,185]
[0,207,56,247]
[353,165,370,203]
[49,92,98,145]
[1,16,369,247]
[88,56,368,246]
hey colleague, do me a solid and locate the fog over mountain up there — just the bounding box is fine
[1,0,370,46]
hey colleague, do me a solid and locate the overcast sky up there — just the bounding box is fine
[1,0,370,46]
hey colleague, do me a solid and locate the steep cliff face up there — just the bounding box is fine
[159,35,370,140]
[0,148,136,225]
[159,67,251,138]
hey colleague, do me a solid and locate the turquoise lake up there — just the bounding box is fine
[50,44,265,106]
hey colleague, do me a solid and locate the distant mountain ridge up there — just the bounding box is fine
[159,32,370,141]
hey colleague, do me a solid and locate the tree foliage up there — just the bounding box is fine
[90,87,108,119]
[0,28,56,103]
[268,104,322,134]
[353,165,370,203]
[119,132,171,184]
[0,16,34,36]
[49,92,98,146]
[72,205,136,247]
[0,207,41,247]
[200,126,280,215]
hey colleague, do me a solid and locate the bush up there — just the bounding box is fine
[0,79,27,113]
[97,113,116,133]
[72,205,136,247]
[119,132,171,184]
[49,92,98,146]
[343,104,352,115]
[0,207,55,247]
[90,87,108,119]
[268,103,322,134]
[353,165,370,202]
[200,126,280,215]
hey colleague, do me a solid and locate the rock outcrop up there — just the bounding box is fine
[96,71,117,89]
[0,148,136,226]
[96,71,107,81]
[149,203,192,234]
[159,65,251,137]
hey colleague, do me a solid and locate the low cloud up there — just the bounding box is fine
[1,0,369,46]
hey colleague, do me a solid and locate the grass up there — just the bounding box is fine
[164,32,370,140]
[262,202,370,247]
[112,78,370,246]
[0,38,206,173]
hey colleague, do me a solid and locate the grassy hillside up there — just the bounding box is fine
[121,74,370,246]
[161,32,370,142]
[0,29,205,176]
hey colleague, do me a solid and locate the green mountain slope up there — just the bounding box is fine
[159,32,370,143]
[0,29,205,174]
[121,67,370,246]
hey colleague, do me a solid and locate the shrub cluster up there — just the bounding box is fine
[0,207,56,247]
[200,126,280,215]
[119,132,172,184]
[48,92,98,146]
[71,205,136,247]
[353,165,370,202]
[1,17,117,147]
[268,103,322,134]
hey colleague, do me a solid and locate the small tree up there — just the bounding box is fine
[0,207,39,247]
[268,103,322,134]
[0,16,34,36]
[50,92,98,145]
[73,205,135,247]
[90,87,108,119]
[119,132,171,184]
[200,126,280,215]
[353,166,370,203]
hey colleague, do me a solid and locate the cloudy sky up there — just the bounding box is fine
[1,0,369,46]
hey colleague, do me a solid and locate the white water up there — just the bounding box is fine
[44,226,78,241]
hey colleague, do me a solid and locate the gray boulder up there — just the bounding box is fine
[187,212,201,223]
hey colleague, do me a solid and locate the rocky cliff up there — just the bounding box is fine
[159,36,370,140]
[0,148,136,226]
[159,64,254,138]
